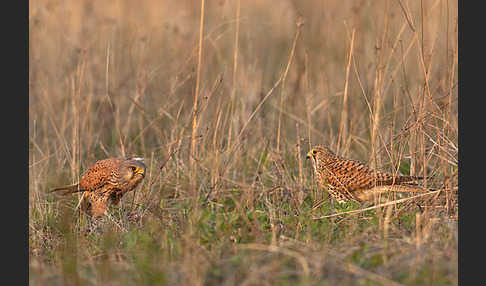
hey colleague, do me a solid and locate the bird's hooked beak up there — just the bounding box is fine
[306,150,314,160]
[134,167,145,178]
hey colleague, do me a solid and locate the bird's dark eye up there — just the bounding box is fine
[130,166,137,172]
[312,150,317,155]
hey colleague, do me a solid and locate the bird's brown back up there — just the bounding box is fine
[323,157,420,193]
[79,158,124,191]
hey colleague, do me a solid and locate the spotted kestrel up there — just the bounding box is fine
[50,157,146,219]
[306,145,427,204]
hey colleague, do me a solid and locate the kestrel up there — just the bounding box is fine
[306,145,427,204]
[49,158,146,219]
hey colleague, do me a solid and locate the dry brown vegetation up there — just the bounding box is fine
[29,0,458,285]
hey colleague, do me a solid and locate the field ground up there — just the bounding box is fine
[29,0,458,285]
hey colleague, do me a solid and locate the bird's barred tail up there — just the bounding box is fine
[397,175,434,184]
[376,173,431,184]
[48,184,84,195]
[355,185,436,202]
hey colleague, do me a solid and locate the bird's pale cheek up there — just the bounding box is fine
[310,159,318,174]
[124,172,134,181]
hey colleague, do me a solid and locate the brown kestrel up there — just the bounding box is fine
[49,158,146,219]
[306,145,427,204]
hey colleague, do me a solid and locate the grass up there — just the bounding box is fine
[30,0,458,285]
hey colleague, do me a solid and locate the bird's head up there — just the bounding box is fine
[306,145,337,167]
[121,159,147,181]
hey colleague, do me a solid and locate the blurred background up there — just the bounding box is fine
[29,0,458,284]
